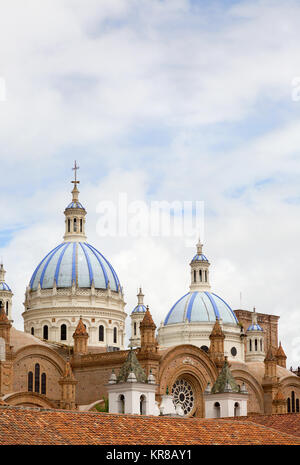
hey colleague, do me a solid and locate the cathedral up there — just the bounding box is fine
[0,169,300,418]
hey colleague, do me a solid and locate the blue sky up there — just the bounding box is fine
[1,0,300,365]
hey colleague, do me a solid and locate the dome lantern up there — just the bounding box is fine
[190,239,211,292]
[63,161,87,242]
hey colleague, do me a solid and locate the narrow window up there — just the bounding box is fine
[80,219,83,232]
[296,399,299,413]
[205,270,207,282]
[43,325,48,340]
[41,373,46,395]
[28,371,33,392]
[68,219,71,232]
[134,322,137,336]
[6,302,8,315]
[99,325,104,342]
[73,218,77,232]
[140,395,146,415]
[193,270,196,282]
[199,269,202,281]
[118,395,125,414]
[255,339,258,351]
[61,324,67,341]
[113,327,117,344]
[31,327,34,336]
[249,339,252,352]
[260,339,263,351]
[34,363,40,393]
[287,398,291,413]
[292,391,295,412]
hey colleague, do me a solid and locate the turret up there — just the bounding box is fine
[58,361,78,410]
[209,318,225,369]
[140,306,157,353]
[0,263,13,322]
[72,317,89,355]
[276,342,287,368]
[245,307,265,362]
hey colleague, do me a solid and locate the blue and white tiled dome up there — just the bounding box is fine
[66,201,85,210]
[191,253,209,262]
[29,242,120,292]
[132,304,147,314]
[247,323,263,332]
[0,282,11,292]
[164,291,238,326]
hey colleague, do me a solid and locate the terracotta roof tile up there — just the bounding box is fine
[232,413,300,438]
[0,406,299,445]
[276,342,287,358]
[140,306,156,329]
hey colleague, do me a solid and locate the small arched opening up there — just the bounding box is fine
[99,325,104,342]
[214,402,221,418]
[113,327,117,344]
[118,394,125,414]
[140,395,146,415]
[43,325,48,340]
[234,402,240,416]
[61,324,67,341]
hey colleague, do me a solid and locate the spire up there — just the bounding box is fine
[73,317,88,337]
[196,237,203,255]
[63,161,87,242]
[117,349,147,383]
[72,317,89,354]
[276,341,287,368]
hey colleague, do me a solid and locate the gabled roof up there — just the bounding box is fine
[0,406,299,445]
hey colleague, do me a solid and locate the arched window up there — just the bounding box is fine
[255,339,258,351]
[194,270,196,282]
[61,324,67,341]
[200,345,209,353]
[80,219,83,232]
[28,371,33,392]
[287,397,291,413]
[234,402,240,416]
[214,402,221,418]
[260,339,263,351]
[140,395,146,415]
[34,363,40,393]
[43,325,48,340]
[113,327,117,344]
[31,327,34,336]
[118,394,125,414]
[99,325,104,342]
[134,322,137,336]
[205,270,207,282]
[68,219,71,232]
[199,269,202,281]
[296,399,299,413]
[6,301,8,315]
[249,339,252,352]
[41,373,46,395]
[73,218,77,232]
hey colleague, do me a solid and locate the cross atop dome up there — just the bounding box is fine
[72,160,80,186]
[63,162,87,242]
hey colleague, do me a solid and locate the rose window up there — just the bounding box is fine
[172,379,194,415]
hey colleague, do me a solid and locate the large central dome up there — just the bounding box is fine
[29,241,120,292]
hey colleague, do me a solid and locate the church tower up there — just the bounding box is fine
[245,307,265,362]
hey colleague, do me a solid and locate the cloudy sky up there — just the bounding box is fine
[1,0,300,367]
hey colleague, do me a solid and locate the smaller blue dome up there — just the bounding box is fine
[132,304,147,314]
[247,323,263,332]
[191,254,209,262]
[0,282,11,291]
[66,201,85,210]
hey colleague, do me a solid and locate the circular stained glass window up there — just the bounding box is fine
[172,379,195,415]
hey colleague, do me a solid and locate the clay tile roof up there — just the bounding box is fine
[209,318,224,338]
[0,407,299,445]
[232,413,300,439]
[73,318,88,337]
[140,306,156,329]
[276,342,287,358]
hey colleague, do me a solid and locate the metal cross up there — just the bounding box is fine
[72,160,80,184]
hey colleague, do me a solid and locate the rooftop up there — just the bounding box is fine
[0,406,299,445]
